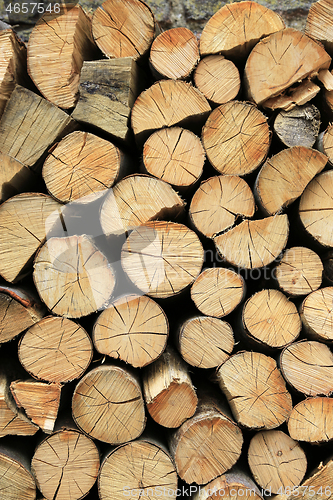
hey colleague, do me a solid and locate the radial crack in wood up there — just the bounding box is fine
[288,397,333,443]
[0,153,36,203]
[305,0,333,55]
[301,287,333,342]
[0,448,36,500]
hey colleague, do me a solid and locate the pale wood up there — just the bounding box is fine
[31,429,100,500]
[191,267,245,318]
[149,27,199,80]
[275,247,323,296]
[27,5,98,109]
[142,346,198,428]
[273,105,321,148]
[201,101,270,176]
[321,122,333,163]
[305,0,333,54]
[248,430,307,494]
[301,287,333,342]
[214,215,289,270]
[244,28,331,106]
[189,175,255,238]
[0,447,36,500]
[192,470,263,500]
[18,316,93,383]
[142,127,205,188]
[93,294,168,368]
[0,153,36,202]
[322,250,333,285]
[242,289,301,349]
[199,1,285,59]
[72,364,146,444]
[131,79,211,144]
[100,174,185,236]
[92,0,155,60]
[121,221,204,298]
[317,68,333,89]
[0,85,77,170]
[217,351,292,429]
[0,193,62,283]
[194,55,240,105]
[33,235,116,318]
[288,397,333,443]
[10,380,61,434]
[177,315,234,369]
[98,439,178,500]
[280,340,333,396]
[262,80,321,111]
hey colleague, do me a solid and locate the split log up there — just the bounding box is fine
[18,316,93,383]
[317,68,333,90]
[300,287,333,342]
[27,5,98,109]
[199,1,285,60]
[201,101,270,176]
[0,153,36,203]
[189,175,255,238]
[31,428,100,500]
[319,122,333,163]
[217,351,292,429]
[100,174,185,236]
[72,363,146,444]
[33,235,116,318]
[92,0,155,60]
[149,27,199,80]
[194,55,240,106]
[131,79,211,144]
[248,430,307,494]
[0,85,77,170]
[305,0,333,54]
[0,193,62,283]
[93,293,168,368]
[244,28,331,106]
[299,170,333,247]
[190,267,246,318]
[10,380,61,434]
[142,127,205,188]
[214,215,289,270]
[192,469,263,500]
[280,340,333,396]
[0,444,36,500]
[142,346,198,428]
[262,80,321,112]
[121,221,204,298]
[242,289,301,349]
[273,105,321,148]
[254,146,327,216]
[288,397,333,443]
[98,438,178,500]
[177,315,234,369]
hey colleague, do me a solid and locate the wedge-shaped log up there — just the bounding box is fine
[288,397,333,443]
[301,287,333,342]
[0,153,36,202]
[273,105,321,148]
[0,444,36,500]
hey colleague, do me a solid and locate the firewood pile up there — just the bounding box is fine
[1,0,333,498]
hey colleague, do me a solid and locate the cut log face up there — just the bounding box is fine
[121,221,204,298]
[201,101,270,176]
[189,175,255,238]
[192,470,263,500]
[191,267,245,318]
[248,430,307,494]
[93,294,168,368]
[92,0,155,60]
[18,316,93,383]
[149,27,200,80]
[199,1,285,59]
[301,287,333,342]
[98,440,178,500]
[280,340,333,396]
[142,127,205,188]
[0,193,62,283]
[217,351,292,429]
[43,131,124,204]
[131,80,211,143]
[33,235,116,318]
[244,28,331,106]
[214,215,289,270]
[0,153,35,202]
[305,0,333,54]
[242,289,301,349]
[27,5,97,109]
[72,364,146,444]
[322,123,333,163]
[288,397,333,443]
[299,170,333,247]
[143,346,198,428]
[0,450,36,500]
[31,429,100,500]
[275,247,323,296]
[100,174,185,236]
[194,55,240,106]
[255,147,327,215]
[274,105,321,148]
[178,316,234,369]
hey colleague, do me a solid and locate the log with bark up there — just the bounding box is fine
[273,105,321,148]
[0,441,36,500]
